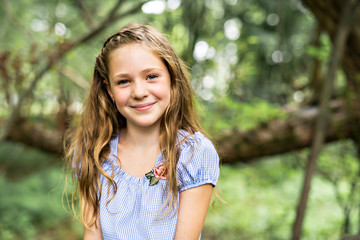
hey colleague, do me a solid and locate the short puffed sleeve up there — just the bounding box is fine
[177,131,220,192]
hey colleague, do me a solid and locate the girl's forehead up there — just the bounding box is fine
[109,43,164,64]
[110,43,159,58]
[107,43,169,79]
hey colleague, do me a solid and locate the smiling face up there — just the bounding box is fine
[106,43,171,130]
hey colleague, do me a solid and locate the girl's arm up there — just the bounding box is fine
[174,184,213,240]
[83,202,103,240]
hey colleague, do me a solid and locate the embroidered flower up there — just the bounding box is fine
[145,162,167,186]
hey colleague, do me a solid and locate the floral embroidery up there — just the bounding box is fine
[145,162,167,186]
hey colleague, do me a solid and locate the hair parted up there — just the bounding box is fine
[64,23,203,228]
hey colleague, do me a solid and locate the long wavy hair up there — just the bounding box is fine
[64,23,203,228]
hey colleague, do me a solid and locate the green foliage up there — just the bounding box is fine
[0,0,358,239]
[0,139,359,239]
[204,141,359,239]
[0,142,82,240]
[316,140,360,236]
[306,34,331,62]
[199,96,287,135]
[0,0,317,119]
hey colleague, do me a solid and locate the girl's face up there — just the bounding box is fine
[107,43,171,130]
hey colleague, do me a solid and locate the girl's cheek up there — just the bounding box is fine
[115,90,130,103]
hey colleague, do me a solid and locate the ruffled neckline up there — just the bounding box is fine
[102,130,203,184]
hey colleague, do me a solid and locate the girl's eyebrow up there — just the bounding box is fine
[112,67,164,80]
[141,67,164,74]
[111,73,131,82]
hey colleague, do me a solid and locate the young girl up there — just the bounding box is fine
[65,23,220,240]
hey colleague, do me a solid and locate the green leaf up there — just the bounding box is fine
[145,171,155,179]
[149,177,160,186]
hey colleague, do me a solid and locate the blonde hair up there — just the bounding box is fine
[64,23,203,228]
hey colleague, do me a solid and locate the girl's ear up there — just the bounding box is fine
[104,81,114,100]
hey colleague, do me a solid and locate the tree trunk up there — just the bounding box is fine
[303,0,360,144]
[4,99,351,163]
[292,0,358,238]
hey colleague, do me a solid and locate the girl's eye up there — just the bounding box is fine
[117,80,130,85]
[147,74,158,80]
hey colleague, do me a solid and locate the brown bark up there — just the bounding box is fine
[303,0,360,141]
[308,25,323,105]
[292,0,358,239]
[5,99,351,163]
[0,1,145,142]
[6,118,63,155]
[217,99,350,163]
[341,234,360,240]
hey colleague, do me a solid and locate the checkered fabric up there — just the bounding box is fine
[99,130,220,240]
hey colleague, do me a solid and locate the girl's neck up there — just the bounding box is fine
[120,123,160,149]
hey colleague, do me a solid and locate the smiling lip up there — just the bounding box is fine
[131,102,156,111]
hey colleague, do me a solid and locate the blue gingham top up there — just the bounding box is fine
[99,130,220,239]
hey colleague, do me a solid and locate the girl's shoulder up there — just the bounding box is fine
[176,130,220,192]
[177,129,215,152]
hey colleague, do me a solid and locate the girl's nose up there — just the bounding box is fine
[131,80,149,99]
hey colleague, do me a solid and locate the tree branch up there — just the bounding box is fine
[73,1,145,46]
[74,0,96,29]
[341,234,360,240]
[217,99,350,163]
[0,1,145,142]
[4,99,352,163]
[59,66,90,90]
[292,1,359,239]
[3,0,36,42]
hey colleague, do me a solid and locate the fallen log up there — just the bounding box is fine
[216,99,351,163]
[4,99,351,164]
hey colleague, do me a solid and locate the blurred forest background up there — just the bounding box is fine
[1,0,360,239]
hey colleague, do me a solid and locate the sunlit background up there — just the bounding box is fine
[1,0,359,239]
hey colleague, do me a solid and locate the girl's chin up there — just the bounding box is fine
[126,119,162,129]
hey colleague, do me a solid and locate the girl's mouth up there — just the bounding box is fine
[131,102,156,111]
